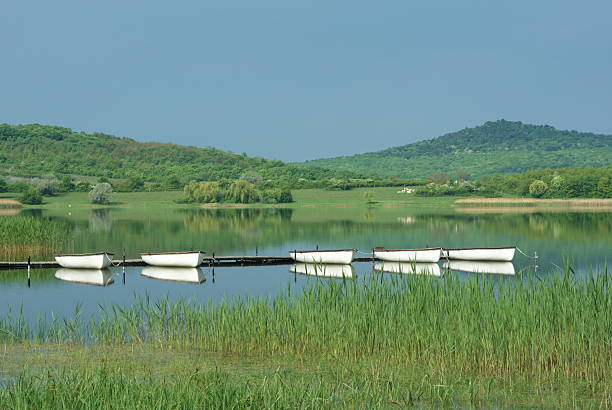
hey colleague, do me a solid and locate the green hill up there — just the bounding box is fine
[301,120,612,178]
[0,124,358,184]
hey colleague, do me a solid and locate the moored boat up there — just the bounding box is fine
[373,262,442,276]
[54,268,114,286]
[442,247,515,262]
[289,249,355,265]
[54,252,113,269]
[140,251,205,268]
[373,247,441,263]
[141,266,205,283]
[442,260,516,275]
[289,263,354,278]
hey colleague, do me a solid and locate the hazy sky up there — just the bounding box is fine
[2,0,611,161]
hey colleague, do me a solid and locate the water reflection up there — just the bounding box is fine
[374,262,442,276]
[442,261,516,275]
[89,209,113,232]
[141,266,205,284]
[290,263,354,279]
[55,268,114,286]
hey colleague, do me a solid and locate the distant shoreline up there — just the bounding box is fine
[455,198,612,207]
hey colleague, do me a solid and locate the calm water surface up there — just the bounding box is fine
[1,206,610,321]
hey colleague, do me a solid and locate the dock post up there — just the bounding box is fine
[27,256,31,288]
[212,252,215,283]
[122,247,126,285]
[256,246,258,256]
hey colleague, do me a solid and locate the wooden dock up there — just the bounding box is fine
[0,256,374,270]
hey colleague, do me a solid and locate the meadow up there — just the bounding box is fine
[1,267,609,408]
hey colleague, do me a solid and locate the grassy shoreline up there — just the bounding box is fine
[1,269,610,407]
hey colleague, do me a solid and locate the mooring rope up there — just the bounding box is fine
[516,247,538,259]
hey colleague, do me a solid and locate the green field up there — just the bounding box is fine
[1,269,609,408]
[1,187,459,210]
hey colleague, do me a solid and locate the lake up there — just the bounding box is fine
[1,205,610,321]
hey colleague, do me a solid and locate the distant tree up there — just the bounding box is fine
[278,189,293,203]
[0,177,7,193]
[456,170,470,181]
[428,172,450,184]
[228,180,259,203]
[97,176,110,183]
[186,181,223,203]
[8,181,30,193]
[89,183,113,204]
[127,175,145,191]
[596,176,611,198]
[19,188,43,205]
[528,179,548,198]
[163,175,182,190]
[75,181,92,192]
[240,170,263,184]
[33,174,59,195]
[59,175,75,192]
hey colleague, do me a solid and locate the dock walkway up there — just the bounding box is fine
[0,256,374,270]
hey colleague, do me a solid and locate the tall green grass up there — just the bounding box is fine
[0,216,73,260]
[2,268,609,384]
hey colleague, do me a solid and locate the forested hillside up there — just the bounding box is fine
[302,120,612,178]
[0,124,358,184]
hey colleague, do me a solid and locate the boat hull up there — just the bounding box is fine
[374,248,441,263]
[289,263,354,278]
[55,268,114,286]
[443,260,516,275]
[55,253,113,269]
[374,262,441,276]
[141,267,205,283]
[289,250,354,265]
[141,252,204,268]
[442,247,515,262]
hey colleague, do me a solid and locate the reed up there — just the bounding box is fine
[1,362,603,409]
[1,267,609,384]
[0,216,73,260]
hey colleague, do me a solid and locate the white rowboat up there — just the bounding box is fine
[442,247,515,262]
[289,249,354,265]
[54,252,113,269]
[443,260,516,275]
[55,268,114,286]
[373,247,441,263]
[141,251,205,268]
[141,267,205,283]
[374,262,442,276]
[289,263,354,278]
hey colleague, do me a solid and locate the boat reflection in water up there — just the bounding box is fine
[443,260,516,275]
[374,262,442,277]
[290,263,355,279]
[54,268,114,286]
[141,266,205,284]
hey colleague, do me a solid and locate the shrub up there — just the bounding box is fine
[0,177,7,193]
[19,188,43,205]
[528,179,548,198]
[89,183,113,204]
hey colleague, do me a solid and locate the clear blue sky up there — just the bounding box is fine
[2,0,611,161]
